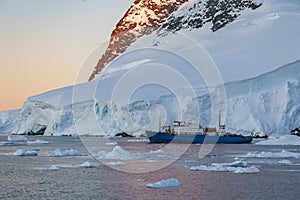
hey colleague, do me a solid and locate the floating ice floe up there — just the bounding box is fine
[96,146,134,160]
[241,150,300,159]
[42,161,100,171]
[212,161,247,168]
[147,178,182,188]
[0,141,17,146]
[245,158,294,165]
[104,161,126,166]
[27,140,50,144]
[78,161,101,168]
[234,166,260,174]
[127,139,150,143]
[8,148,39,156]
[52,149,87,157]
[191,161,259,174]
[7,135,27,141]
[42,166,60,171]
[255,135,300,146]
[149,149,163,154]
[105,142,118,146]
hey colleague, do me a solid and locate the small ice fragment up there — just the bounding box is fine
[96,146,133,160]
[8,149,38,156]
[234,166,260,174]
[105,142,118,146]
[79,161,100,168]
[8,135,27,141]
[104,161,125,166]
[27,140,50,144]
[42,162,100,171]
[0,141,15,146]
[52,149,87,157]
[42,166,60,171]
[242,150,300,158]
[278,160,292,165]
[147,178,181,188]
[127,139,150,143]
[212,161,247,168]
[191,160,259,174]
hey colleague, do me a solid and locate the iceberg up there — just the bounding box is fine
[95,146,134,160]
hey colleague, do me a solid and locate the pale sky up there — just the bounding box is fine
[0,0,133,111]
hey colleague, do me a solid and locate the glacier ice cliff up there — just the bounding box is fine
[1,60,299,136]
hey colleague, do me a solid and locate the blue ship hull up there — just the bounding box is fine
[146,132,253,144]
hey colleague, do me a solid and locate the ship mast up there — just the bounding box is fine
[158,116,161,132]
[219,112,221,128]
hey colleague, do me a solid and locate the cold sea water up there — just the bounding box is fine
[0,135,299,200]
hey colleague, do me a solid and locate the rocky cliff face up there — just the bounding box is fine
[89,0,190,80]
[89,0,262,80]
[159,0,261,34]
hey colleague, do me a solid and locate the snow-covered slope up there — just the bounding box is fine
[128,0,300,82]
[89,0,263,80]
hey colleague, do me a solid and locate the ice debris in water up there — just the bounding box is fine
[191,161,259,174]
[105,142,118,146]
[78,161,101,168]
[127,139,150,143]
[52,149,87,157]
[42,166,60,171]
[8,149,39,156]
[147,178,182,188]
[212,161,247,168]
[7,135,27,141]
[255,135,300,146]
[241,150,300,158]
[0,141,17,146]
[27,140,50,144]
[104,161,126,166]
[234,166,260,174]
[95,146,134,160]
[42,162,100,171]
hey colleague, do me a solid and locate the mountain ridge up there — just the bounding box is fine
[89,0,262,80]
